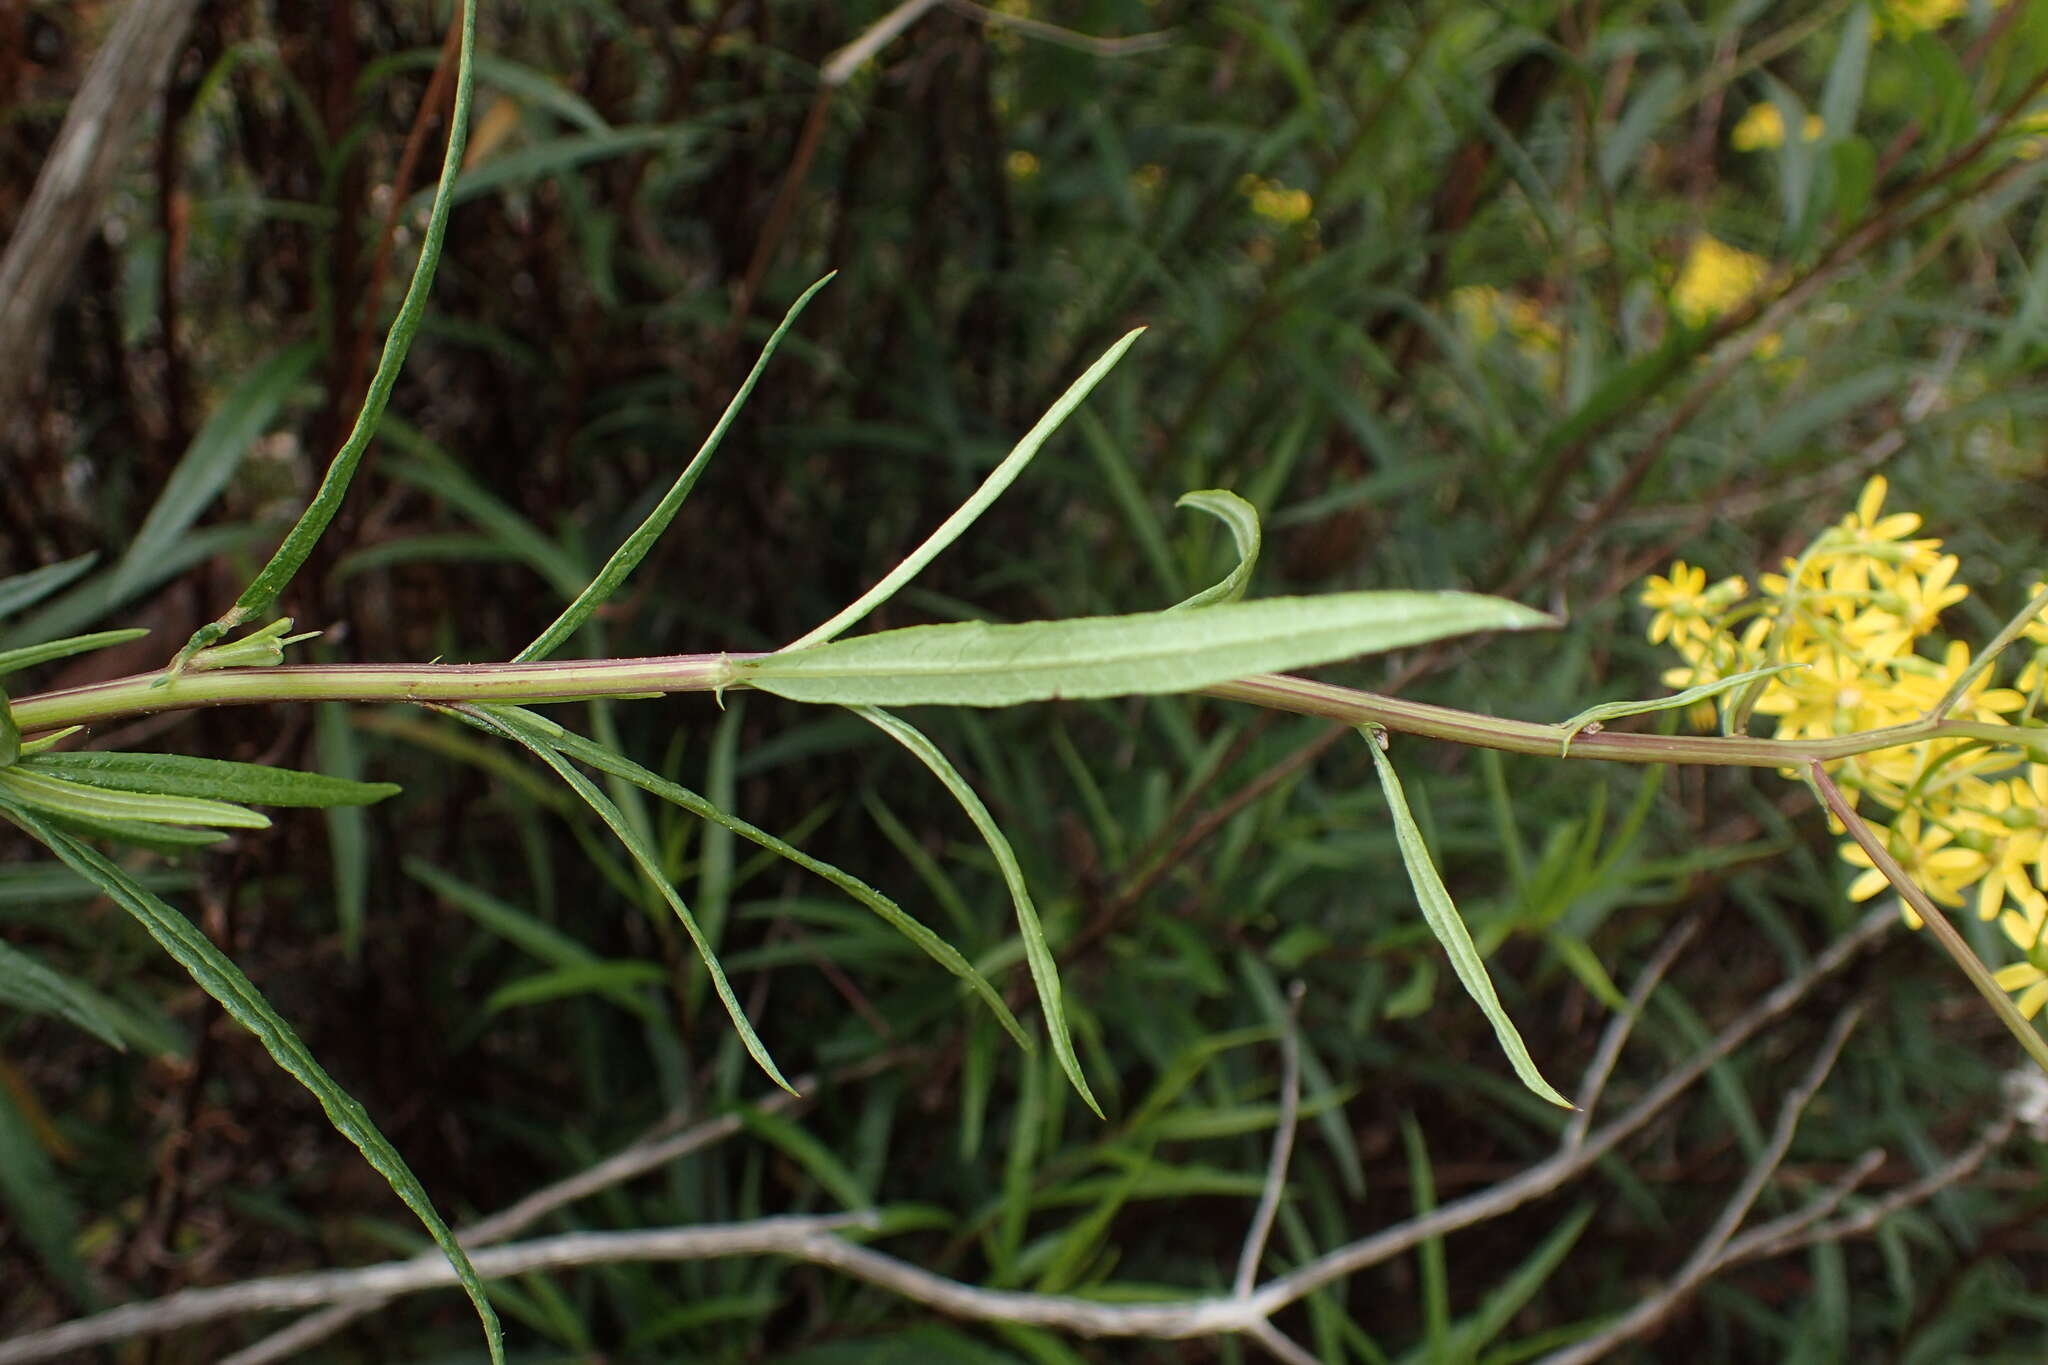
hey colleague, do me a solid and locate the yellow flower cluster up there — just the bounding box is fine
[1730,103,1825,152]
[1875,0,1967,39]
[1672,234,1770,327]
[1450,285,1560,350]
[1642,477,2048,1015]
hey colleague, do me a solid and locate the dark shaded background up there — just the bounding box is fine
[5,1,2048,1360]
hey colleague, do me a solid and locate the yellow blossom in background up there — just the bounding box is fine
[1672,234,1769,326]
[1241,174,1313,225]
[1005,150,1040,181]
[1875,0,1968,39]
[1131,163,1165,195]
[2013,111,2048,160]
[1641,474,2048,1019]
[1449,285,1563,365]
[1730,104,1825,152]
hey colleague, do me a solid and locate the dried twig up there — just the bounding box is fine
[1532,1003,1865,1365]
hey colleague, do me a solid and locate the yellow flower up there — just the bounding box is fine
[1672,235,1770,327]
[1131,163,1165,195]
[1875,0,1967,39]
[1640,561,1746,647]
[1995,958,2048,1018]
[1005,150,1041,181]
[1996,907,2048,1017]
[1840,811,1987,921]
[1731,105,1827,152]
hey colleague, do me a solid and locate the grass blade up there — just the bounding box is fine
[0,555,97,621]
[1364,728,1573,1110]
[0,938,131,1050]
[853,704,1102,1117]
[0,630,149,679]
[780,328,1146,653]
[111,341,319,601]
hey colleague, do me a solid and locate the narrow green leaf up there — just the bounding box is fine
[407,857,599,968]
[781,328,1146,652]
[0,629,150,680]
[424,126,688,207]
[380,450,588,599]
[176,0,479,667]
[748,592,1551,708]
[1168,489,1261,611]
[25,751,398,808]
[518,274,834,662]
[1555,663,1806,755]
[1,526,274,654]
[530,713,1029,1049]
[0,690,15,770]
[853,705,1102,1117]
[365,49,610,134]
[0,938,130,1049]
[1402,1114,1451,1354]
[0,861,193,906]
[35,812,227,851]
[0,554,97,621]
[735,1104,872,1211]
[457,704,797,1094]
[0,798,501,1360]
[1441,1202,1594,1359]
[0,1081,92,1305]
[112,342,320,601]
[482,961,668,1016]
[316,700,373,958]
[1364,729,1573,1109]
[0,768,269,830]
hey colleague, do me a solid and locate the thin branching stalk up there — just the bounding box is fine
[18,660,2048,770]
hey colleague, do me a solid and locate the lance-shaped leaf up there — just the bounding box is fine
[854,705,1101,1117]
[746,591,1551,708]
[0,768,269,830]
[26,752,398,809]
[0,797,502,1361]
[1365,727,1573,1110]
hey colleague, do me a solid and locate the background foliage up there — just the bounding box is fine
[7,0,2048,1359]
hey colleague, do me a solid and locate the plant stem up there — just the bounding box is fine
[9,655,752,732]
[1807,759,2048,1079]
[14,659,2048,773]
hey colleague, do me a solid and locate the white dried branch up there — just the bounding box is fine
[1563,913,1700,1150]
[1531,1002,1864,1365]
[1236,980,1305,1298]
[218,1059,867,1365]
